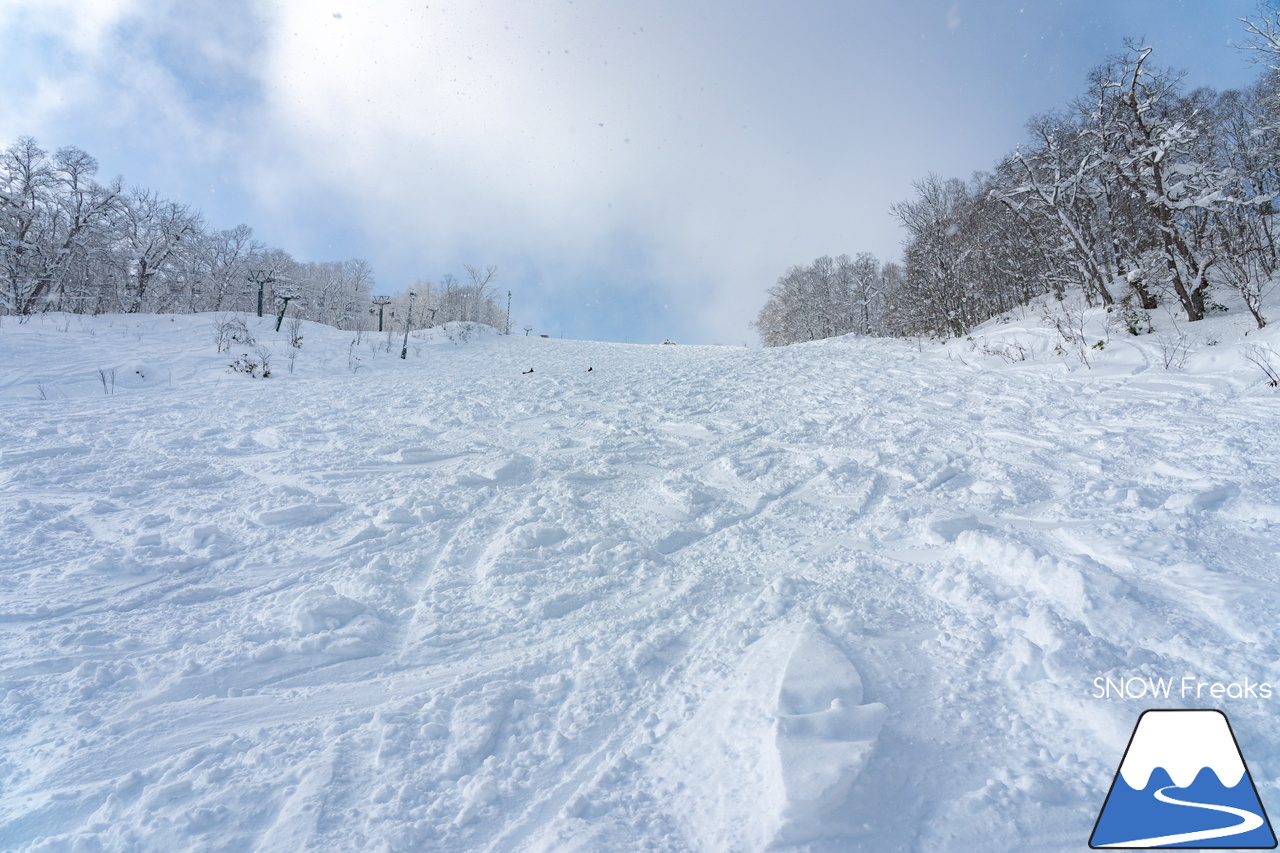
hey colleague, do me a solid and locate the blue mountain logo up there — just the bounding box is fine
[1091,709,1276,848]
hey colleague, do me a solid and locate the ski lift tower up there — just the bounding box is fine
[248,270,275,318]
[274,286,303,331]
[371,295,393,332]
[400,290,417,359]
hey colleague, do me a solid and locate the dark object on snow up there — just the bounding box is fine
[522,368,534,374]
[586,366,593,372]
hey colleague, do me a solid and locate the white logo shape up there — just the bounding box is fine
[1091,709,1276,849]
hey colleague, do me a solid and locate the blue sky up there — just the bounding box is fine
[0,1,1266,344]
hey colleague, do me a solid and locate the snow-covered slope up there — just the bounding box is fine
[2,308,1279,851]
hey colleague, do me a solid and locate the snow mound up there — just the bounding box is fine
[657,620,886,849]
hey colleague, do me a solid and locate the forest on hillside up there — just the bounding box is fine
[756,5,1280,345]
[0,140,507,331]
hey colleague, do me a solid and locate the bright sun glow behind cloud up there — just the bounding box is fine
[252,1,830,341]
[262,4,657,237]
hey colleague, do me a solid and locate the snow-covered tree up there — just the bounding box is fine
[0,138,121,315]
[1086,45,1236,322]
[116,189,202,313]
[753,254,891,346]
[0,137,378,325]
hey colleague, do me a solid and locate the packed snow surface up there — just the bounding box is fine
[2,307,1280,851]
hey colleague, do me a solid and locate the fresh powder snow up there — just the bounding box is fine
[2,303,1279,851]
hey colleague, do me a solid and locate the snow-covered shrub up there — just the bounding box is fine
[214,313,255,353]
[1118,295,1154,336]
[1045,297,1108,368]
[981,339,1028,363]
[229,345,272,378]
[1156,329,1192,369]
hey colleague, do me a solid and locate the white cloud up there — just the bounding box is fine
[0,0,974,342]
[8,1,1253,344]
[248,1,917,342]
[0,0,138,52]
[257,3,685,239]
[0,0,261,182]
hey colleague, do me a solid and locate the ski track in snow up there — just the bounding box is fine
[1,313,1280,851]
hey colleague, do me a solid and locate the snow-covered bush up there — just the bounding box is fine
[229,345,272,378]
[214,314,255,353]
